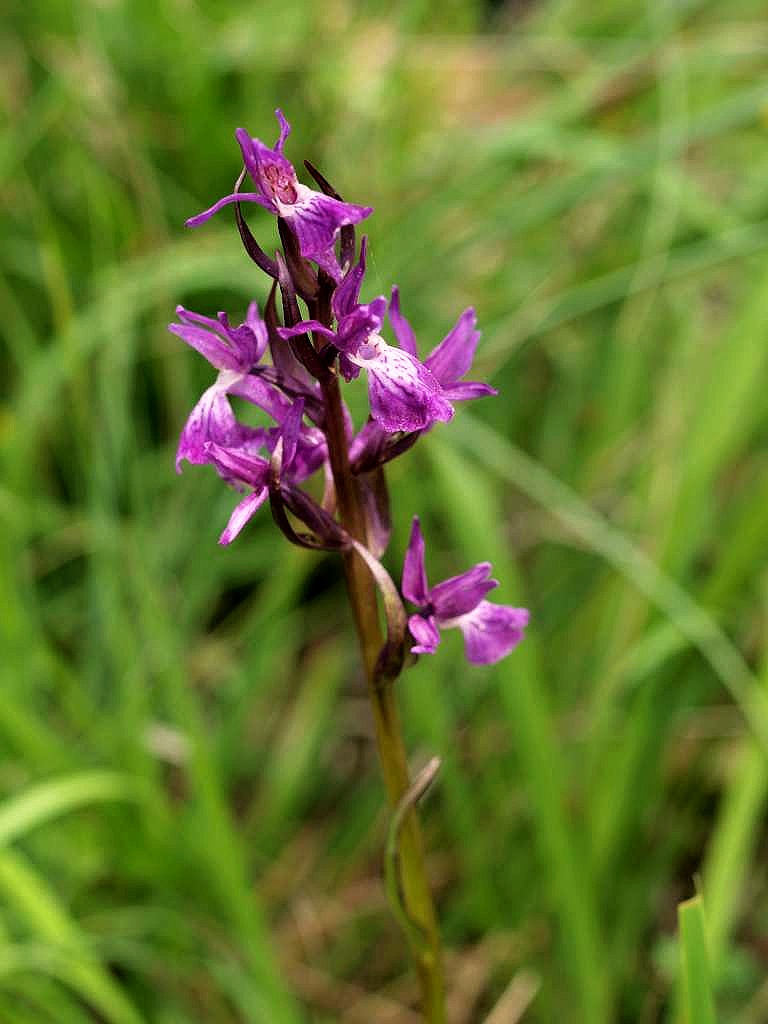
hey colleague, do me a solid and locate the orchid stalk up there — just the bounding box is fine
[172,110,529,1023]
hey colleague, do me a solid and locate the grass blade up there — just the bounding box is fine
[678,895,717,1024]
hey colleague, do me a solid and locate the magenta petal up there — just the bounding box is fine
[402,516,430,606]
[277,321,336,343]
[408,614,441,655]
[292,427,328,481]
[362,344,454,433]
[236,123,299,206]
[333,237,368,319]
[282,185,372,261]
[312,245,343,282]
[388,287,418,357]
[443,381,498,401]
[336,297,386,354]
[431,563,498,619]
[339,353,362,382]
[273,108,291,153]
[176,382,241,471]
[219,488,269,545]
[218,315,268,367]
[234,128,265,193]
[454,602,530,665]
[175,306,226,332]
[185,191,274,227]
[229,375,293,422]
[169,322,242,373]
[424,307,480,386]
[171,304,269,373]
[205,441,270,489]
[279,399,305,467]
[270,322,317,390]
[348,418,387,465]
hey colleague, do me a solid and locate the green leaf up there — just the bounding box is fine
[678,895,717,1024]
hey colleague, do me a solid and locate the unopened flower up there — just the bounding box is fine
[279,241,454,433]
[170,303,291,471]
[402,517,528,665]
[186,110,372,279]
[388,288,497,401]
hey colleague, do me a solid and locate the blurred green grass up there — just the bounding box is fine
[2,0,768,1020]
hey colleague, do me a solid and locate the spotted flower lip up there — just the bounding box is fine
[388,288,497,401]
[402,517,529,665]
[170,303,291,471]
[346,283,494,469]
[185,110,373,277]
[278,241,454,434]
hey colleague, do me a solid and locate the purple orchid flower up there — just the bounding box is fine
[278,240,454,433]
[170,303,292,472]
[186,110,372,280]
[402,517,529,665]
[345,276,496,470]
[388,288,497,401]
[205,399,327,545]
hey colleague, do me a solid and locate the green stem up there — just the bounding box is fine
[320,373,446,1023]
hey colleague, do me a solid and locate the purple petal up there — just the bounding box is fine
[292,427,328,482]
[229,374,293,422]
[388,287,418,357]
[336,297,387,354]
[205,440,270,489]
[443,381,498,401]
[348,418,388,466]
[312,245,343,283]
[333,237,368,320]
[236,126,300,207]
[169,321,241,373]
[402,516,430,606]
[185,191,274,227]
[431,563,498,620]
[281,185,372,261]
[219,488,269,545]
[424,308,480,387]
[245,301,261,326]
[175,306,226,333]
[171,304,268,373]
[452,602,530,665]
[339,353,362,382]
[408,614,441,655]
[277,320,336,343]
[269,320,317,391]
[354,340,454,433]
[235,128,268,195]
[176,376,244,471]
[218,310,268,366]
[274,108,291,153]
[279,399,305,467]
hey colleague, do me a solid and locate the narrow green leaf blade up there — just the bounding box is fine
[678,895,717,1024]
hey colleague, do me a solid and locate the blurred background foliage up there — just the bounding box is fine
[2,0,768,1020]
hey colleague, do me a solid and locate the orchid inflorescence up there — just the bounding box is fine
[172,109,528,668]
